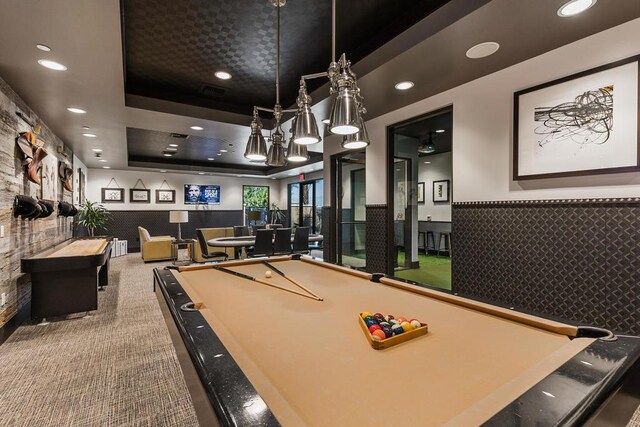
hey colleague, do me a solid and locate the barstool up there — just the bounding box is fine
[426,231,435,253]
[437,232,451,257]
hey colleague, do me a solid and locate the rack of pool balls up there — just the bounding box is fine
[358,312,428,350]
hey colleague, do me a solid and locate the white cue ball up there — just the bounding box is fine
[265,271,272,278]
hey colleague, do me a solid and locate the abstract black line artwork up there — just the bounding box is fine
[534,86,613,147]
[514,55,639,180]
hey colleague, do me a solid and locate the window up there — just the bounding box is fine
[243,185,270,226]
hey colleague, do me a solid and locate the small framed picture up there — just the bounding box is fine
[130,189,151,203]
[417,182,425,204]
[156,189,176,204]
[433,180,450,203]
[101,188,124,203]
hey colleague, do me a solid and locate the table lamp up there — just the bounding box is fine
[169,211,188,241]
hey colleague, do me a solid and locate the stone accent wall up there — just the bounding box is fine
[0,77,73,328]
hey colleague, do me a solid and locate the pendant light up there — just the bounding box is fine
[293,83,321,144]
[342,109,369,149]
[244,1,295,165]
[287,119,310,161]
[418,133,436,154]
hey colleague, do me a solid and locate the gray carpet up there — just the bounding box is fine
[0,254,198,427]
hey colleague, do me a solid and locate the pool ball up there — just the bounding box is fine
[410,319,421,329]
[361,312,372,319]
[381,326,393,338]
[373,313,384,321]
[378,321,390,328]
[401,321,414,332]
[371,329,386,341]
[397,316,408,323]
[369,324,382,333]
[392,324,404,335]
[265,271,272,278]
[389,319,399,325]
[387,315,395,321]
[365,319,378,328]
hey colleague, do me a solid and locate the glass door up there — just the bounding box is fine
[335,152,366,269]
[288,179,323,234]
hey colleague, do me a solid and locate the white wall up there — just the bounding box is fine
[362,18,640,204]
[86,168,280,211]
[418,152,452,221]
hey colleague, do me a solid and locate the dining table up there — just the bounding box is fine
[207,234,323,259]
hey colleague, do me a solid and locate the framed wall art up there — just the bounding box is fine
[433,180,450,203]
[156,189,176,204]
[417,182,425,204]
[514,55,640,180]
[130,188,151,203]
[101,188,124,203]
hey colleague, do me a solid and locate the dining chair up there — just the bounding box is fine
[267,224,283,230]
[251,229,274,257]
[273,228,292,255]
[196,229,229,262]
[233,226,250,237]
[292,226,310,254]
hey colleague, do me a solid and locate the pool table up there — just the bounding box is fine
[154,255,640,426]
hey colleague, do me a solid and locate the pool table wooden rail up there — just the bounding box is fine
[154,255,640,427]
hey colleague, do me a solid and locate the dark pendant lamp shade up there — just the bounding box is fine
[329,87,360,135]
[287,135,309,162]
[418,133,436,154]
[342,115,370,149]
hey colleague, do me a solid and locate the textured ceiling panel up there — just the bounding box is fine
[122,0,450,115]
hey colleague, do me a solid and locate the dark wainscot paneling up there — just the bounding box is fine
[76,210,243,250]
[452,199,640,335]
[322,206,334,263]
[365,204,389,274]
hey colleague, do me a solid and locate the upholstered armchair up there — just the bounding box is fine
[138,226,173,262]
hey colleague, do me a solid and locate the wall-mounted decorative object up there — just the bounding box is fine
[417,182,425,204]
[38,200,55,218]
[13,195,41,219]
[58,201,78,217]
[184,184,221,205]
[58,161,73,192]
[15,130,48,185]
[156,180,175,204]
[433,180,450,203]
[130,179,150,203]
[130,188,151,203]
[514,55,640,180]
[40,155,57,200]
[101,178,124,203]
[78,168,86,204]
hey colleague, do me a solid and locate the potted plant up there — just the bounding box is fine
[77,200,110,236]
[270,203,285,225]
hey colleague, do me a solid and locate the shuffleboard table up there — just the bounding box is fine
[22,237,113,322]
[154,255,640,426]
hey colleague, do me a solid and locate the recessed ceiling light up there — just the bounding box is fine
[287,173,295,176]
[92,148,102,153]
[424,161,431,164]
[169,143,179,147]
[166,147,178,151]
[67,107,86,114]
[198,172,205,175]
[207,157,214,161]
[436,129,445,133]
[214,71,232,80]
[36,44,51,52]
[220,149,228,153]
[271,177,277,180]
[160,170,167,173]
[395,81,414,90]
[82,133,97,138]
[38,59,67,71]
[163,153,173,157]
[466,42,500,59]
[217,153,222,156]
[102,166,111,169]
[558,0,597,17]
[322,119,330,124]
[190,126,204,131]
[82,126,90,130]
[99,159,107,163]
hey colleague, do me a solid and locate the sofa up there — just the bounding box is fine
[192,227,235,263]
[138,226,174,262]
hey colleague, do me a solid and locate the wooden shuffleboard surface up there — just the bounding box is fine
[47,239,108,258]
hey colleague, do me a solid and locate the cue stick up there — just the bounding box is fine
[214,266,322,301]
[262,261,323,301]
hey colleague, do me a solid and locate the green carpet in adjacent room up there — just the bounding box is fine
[394,252,452,290]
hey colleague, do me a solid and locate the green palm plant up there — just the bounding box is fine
[77,200,110,237]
